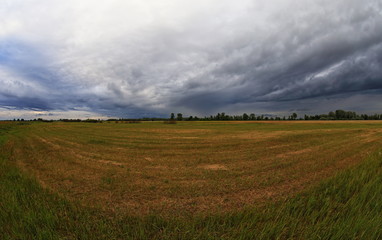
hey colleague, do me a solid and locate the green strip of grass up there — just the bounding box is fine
[1,124,382,239]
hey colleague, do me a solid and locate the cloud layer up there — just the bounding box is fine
[1,0,382,118]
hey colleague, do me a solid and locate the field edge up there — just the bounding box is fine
[1,123,382,239]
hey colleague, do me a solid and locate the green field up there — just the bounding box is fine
[1,121,382,239]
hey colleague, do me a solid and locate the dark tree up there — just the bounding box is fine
[177,113,183,121]
[335,110,346,119]
[170,113,175,120]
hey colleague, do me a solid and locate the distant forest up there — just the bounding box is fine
[167,110,382,121]
[10,109,382,122]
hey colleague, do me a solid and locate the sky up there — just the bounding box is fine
[1,0,382,119]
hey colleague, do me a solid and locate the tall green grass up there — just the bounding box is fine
[1,123,382,239]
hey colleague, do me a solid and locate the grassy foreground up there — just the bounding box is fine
[1,122,382,239]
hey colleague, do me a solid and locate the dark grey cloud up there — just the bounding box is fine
[1,0,382,119]
[172,0,382,115]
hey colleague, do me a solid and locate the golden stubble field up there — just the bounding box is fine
[7,121,382,216]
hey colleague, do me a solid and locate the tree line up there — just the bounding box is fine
[9,109,382,122]
[169,110,382,121]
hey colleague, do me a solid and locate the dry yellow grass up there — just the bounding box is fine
[8,121,382,216]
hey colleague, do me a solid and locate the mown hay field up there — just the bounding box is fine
[7,121,382,217]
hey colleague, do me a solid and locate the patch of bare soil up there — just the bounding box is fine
[164,136,200,139]
[275,148,314,158]
[236,131,290,140]
[143,129,211,134]
[198,164,228,170]
[97,160,126,166]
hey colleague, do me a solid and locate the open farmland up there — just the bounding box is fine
[7,121,382,215]
[1,121,382,239]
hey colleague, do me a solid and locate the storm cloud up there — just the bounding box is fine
[1,0,382,119]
